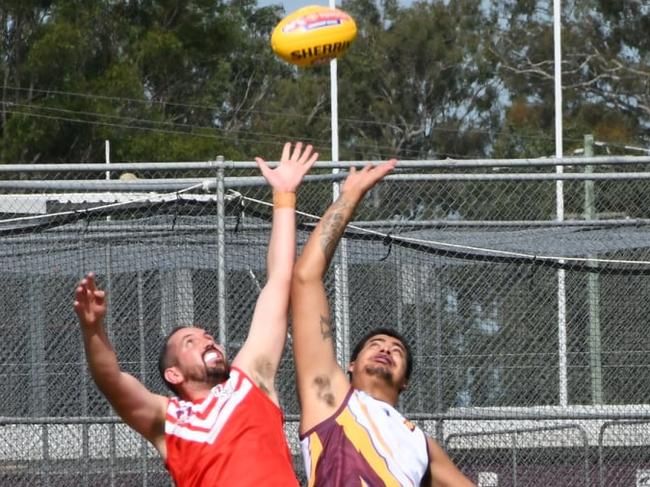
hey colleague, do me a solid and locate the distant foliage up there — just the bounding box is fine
[0,0,648,163]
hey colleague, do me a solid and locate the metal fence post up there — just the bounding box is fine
[433,262,444,443]
[137,272,148,485]
[333,182,350,367]
[2,157,650,486]
[216,156,227,350]
[584,134,603,404]
[512,432,518,487]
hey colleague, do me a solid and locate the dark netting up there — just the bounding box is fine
[0,165,650,486]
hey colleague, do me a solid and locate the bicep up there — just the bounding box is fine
[232,277,291,392]
[290,275,349,430]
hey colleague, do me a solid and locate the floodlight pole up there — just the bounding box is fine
[554,0,568,407]
[106,140,112,223]
[330,0,350,367]
[105,140,111,181]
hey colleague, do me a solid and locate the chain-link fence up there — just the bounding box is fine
[1,154,650,486]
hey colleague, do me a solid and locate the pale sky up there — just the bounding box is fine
[260,0,343,14]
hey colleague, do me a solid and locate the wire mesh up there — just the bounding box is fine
[0,159,649,486]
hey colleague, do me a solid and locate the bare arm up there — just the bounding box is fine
[232,142,317,404]
[74,273,167,455]
[421,436,476,487]
[291,161,396,432]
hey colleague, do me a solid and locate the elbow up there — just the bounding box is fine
[292,259,319,286]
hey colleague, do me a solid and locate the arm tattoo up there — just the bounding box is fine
[320,198,352,261]
[320,314,333,340]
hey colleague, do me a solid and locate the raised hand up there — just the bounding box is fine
[74,272,107,328]
[255,142,319,193]
[342,158,397,197]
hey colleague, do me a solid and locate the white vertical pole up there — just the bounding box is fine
[553,0,568,407]
[105,140,111,181]
[105,140,111,222]
[329,1,340,164]
[331,60,339,170]
[330,0,350,366]
[216,156,227,349]
[104,137,113,390]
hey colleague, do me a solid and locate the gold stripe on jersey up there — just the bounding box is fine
[358,399,395,459]
[306,433,323,487]
[335,408,400,487]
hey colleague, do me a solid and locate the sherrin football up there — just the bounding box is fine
[271,5,357,67]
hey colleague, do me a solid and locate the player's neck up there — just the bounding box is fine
[355,378,400,407]
[180,381,218,403]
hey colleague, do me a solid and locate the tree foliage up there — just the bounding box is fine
[489,0,649,157]
[0,0,284,162]
[0,0,648,163]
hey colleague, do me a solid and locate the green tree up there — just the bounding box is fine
[0,0,287,164]
[489,0,649,158]
[337,0,502,160]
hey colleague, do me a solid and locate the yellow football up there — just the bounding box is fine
[271,5,357,67]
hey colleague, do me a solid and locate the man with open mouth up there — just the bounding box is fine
[290,159,475,487]
[74,142,317,486]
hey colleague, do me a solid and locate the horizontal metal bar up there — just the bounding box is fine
[408,410,650,421]
[0,173,341,191]
[386,172,650,182]
[223,156,650,170]
[0,179,212,192]
[0,162,222,172]
[229,170,650,187]
[446,423,588,439]
[353,218,650,228]
[4,410,650,424]
[1,155,649,172]
[1,171,650,192]
[225,173,346,187]
[0,417,120,425]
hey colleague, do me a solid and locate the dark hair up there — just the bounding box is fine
[349,327,414,382]
[158,326,186,395]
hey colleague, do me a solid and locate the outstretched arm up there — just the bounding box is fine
[291,160,396,432]
[421,437,476,487]
[232,142,318,404]
[74,273,167,454]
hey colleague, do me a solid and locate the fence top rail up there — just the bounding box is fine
[4,218,647,233]
[408,404,650,421]
[1,155,650,173]
[2,171,650,193]
[5,406,650,425]
[445,423,589,440]
[0,416,121,425]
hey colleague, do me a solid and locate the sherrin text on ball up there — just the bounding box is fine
[271,5,357,67]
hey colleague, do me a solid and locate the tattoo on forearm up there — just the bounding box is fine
[320,198,351,260]
[320,314,333,340]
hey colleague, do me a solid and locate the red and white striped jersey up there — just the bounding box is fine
[164,366,298,487]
